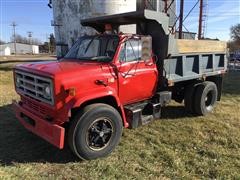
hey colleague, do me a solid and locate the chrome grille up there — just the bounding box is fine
[15,70,54,105]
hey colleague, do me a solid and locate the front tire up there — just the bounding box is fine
[68,103,123,160]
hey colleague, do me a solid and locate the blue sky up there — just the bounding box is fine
[0,0,239,43]
[179,0,240,40]
[0,0,53,43]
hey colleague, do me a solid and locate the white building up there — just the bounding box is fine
[49,0,176,57]
[0,43,39,56]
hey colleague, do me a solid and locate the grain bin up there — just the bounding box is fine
[51,0,137,57]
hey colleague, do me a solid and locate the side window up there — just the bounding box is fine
[119,39,142,62]
[105,38,119,58]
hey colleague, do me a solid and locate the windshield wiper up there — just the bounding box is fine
[91,56,112,62]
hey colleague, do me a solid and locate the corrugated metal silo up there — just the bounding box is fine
[50,0,176,57]
[51,0,137,57]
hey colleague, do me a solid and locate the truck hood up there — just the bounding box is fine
[15,60,104,77]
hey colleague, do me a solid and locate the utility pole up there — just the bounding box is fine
[27,31,33,44]
[164,0,168,13]
[156,0,160,12]
[27,32,33,54]
[48,35,51,54]
[10,22,17,55]
[198,0,203,39]
[179,0,184,39]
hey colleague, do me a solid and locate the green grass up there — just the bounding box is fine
[0,60,240,179]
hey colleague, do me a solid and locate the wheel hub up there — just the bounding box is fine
[87,118,113,151]
[99,131,104,137]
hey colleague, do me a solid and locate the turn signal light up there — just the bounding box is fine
[68,87,76,96]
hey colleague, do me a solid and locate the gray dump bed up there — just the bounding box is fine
[164,53,227,83]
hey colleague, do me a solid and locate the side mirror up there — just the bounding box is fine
[141,36,152,61]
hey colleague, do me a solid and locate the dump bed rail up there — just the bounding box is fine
[164,53,227,83]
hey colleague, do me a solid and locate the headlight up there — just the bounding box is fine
[16,76,21,87]
[43,84,51,98]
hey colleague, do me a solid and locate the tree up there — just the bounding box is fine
[228,24,240,52]
[228,41,240,52]
[231,24,240,42]
[11,34,41,45]
[0,39,5,45]
[49,33,56,53]
[39,42,50,53]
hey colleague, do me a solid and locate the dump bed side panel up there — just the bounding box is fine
[164,53,227,83]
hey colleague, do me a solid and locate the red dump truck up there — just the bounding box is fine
[13,10,227,160]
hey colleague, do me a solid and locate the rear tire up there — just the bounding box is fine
[194,81,218,116]
[68,103,123,160]
[184,83,200,113]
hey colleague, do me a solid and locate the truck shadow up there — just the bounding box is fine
[0,104,79,166]
[161,106,196,119]
[0,104,194,166]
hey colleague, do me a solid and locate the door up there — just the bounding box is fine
[117,38,158,105]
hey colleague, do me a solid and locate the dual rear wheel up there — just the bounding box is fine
[184,81,218,115]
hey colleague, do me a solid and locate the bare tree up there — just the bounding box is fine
[231,24,240,42]
[0,39,5,45]
[49,33,56,53]
[229,24,240,52]
[11,34,42,45]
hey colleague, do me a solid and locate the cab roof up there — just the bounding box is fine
[81,10,169,34]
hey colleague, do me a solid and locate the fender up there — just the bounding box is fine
[69,86,129,128]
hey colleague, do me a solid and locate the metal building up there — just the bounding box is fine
[49,0,176,57]
[0,43,39,56]
[175,31,197,40]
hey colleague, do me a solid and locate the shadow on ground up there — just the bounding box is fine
[222,71,240,96]
[0,103,195,166]
[161,106,196,119]
[0,66,17,72]
[0,104,78,166]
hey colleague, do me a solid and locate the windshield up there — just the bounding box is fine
[64,35,119,62]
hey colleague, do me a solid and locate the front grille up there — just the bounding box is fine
[15,70,54,105]
[22,96,48,116]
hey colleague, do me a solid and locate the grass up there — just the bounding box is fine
[0,59,240,179]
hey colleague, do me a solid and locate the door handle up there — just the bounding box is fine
[95,80,107,87]
[145,62,153,66]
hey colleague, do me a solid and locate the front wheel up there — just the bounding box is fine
[68,103,123,160]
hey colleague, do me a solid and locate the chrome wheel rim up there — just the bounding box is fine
[205,90,214,110]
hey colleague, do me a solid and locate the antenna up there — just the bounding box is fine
[10,22,17,55]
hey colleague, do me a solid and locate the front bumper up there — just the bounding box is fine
[13,101,65,149]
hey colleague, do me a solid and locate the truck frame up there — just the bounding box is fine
[13,10,227,160]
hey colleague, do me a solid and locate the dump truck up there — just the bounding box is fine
[13,10,227,160]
